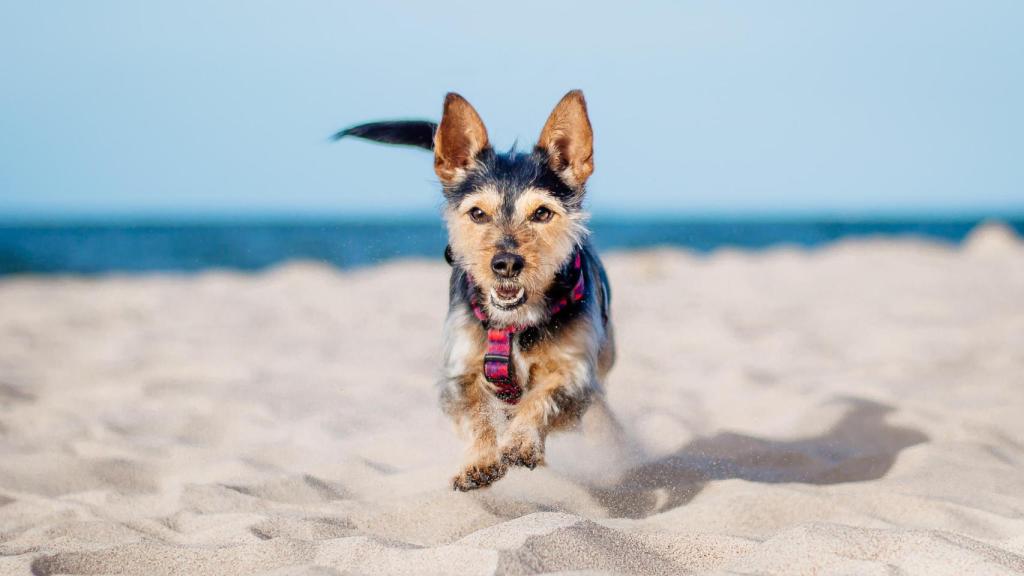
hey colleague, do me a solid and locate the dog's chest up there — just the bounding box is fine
[443,301,599,399]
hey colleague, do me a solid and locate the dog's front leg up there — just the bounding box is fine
[450,377,507,491]
[499,364,591,470]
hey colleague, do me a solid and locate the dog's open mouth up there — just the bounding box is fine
[490,285,527,310]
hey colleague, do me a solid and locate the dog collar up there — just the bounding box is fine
[463,248,586,404]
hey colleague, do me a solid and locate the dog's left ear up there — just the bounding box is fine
[537,90,594,189]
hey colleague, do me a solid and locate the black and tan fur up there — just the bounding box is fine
[337,91,615,490]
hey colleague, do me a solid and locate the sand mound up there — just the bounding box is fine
[964,220,1023,256]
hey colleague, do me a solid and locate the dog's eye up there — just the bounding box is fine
[530,206,554,223]
[468,207,490,223]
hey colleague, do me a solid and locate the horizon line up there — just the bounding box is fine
[1,209,1023,227]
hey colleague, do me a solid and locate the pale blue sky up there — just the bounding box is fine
[1,1,1022,219]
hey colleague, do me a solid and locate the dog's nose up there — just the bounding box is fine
[491,252,524,278]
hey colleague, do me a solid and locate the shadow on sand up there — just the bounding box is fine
[591,398,928,518]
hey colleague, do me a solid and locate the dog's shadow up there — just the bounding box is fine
[589,398,928,518]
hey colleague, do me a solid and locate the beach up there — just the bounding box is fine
[1,223,1023,575]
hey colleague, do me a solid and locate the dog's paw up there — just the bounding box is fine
[499,432,545,470]
[451,459,507,492]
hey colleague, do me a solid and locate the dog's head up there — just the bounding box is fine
[435,91,594,327]
[335,91,595,327]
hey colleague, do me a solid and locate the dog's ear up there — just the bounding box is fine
[333,121,437,151]
[434,93,490,185]
[537,90,594,189]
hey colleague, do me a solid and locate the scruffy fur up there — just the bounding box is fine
[339,91,616,491]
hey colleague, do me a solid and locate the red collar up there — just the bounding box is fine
[465,249,585,404]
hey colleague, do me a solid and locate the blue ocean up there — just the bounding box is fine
[0,218,1020,275]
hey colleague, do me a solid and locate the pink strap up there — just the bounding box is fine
[466,249,585,405]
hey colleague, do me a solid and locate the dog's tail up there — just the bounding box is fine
[332,120,436,151]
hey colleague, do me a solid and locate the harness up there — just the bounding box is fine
[460,248,587,404]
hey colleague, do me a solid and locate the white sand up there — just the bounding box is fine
[1,223,1023,575]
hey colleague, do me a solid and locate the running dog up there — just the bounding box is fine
[336,90,615,490]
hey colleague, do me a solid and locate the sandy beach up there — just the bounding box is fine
[1,223,1023,575]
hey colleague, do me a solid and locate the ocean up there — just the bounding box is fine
[0,218,1020,275]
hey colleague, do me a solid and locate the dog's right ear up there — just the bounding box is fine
[434,93,490,185]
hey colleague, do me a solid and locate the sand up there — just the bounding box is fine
[1,222,1023,575]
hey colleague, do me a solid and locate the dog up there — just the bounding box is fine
[336,91,616,491]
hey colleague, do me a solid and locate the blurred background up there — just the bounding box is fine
[1,1,1022,274]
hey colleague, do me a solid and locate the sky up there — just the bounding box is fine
[1,1,1022,220]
